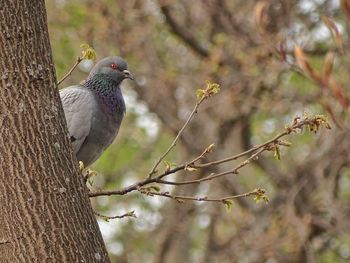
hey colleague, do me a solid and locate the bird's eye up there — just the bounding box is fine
[111,63,118,70]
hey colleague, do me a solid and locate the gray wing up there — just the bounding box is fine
[60,86,97,154]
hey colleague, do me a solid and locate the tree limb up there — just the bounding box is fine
[89,114,330,198]
[158,2,209,58]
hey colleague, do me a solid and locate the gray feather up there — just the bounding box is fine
[59,56,131,167]
[60,86,96,155]
[60,85,123,166]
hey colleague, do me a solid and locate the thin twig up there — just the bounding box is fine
[94,210,136,220]
[187,143,214,164]
[57,57,83,86]
[157,147,265,186]
[139,188,265,203]
[195,133,287,168]
[148,96,206,178]
[193,117,320,169]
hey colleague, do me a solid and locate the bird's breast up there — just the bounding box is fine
[90,107,122,148]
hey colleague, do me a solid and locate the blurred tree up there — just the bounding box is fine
[0,1,109,262]
[47,0,350,262]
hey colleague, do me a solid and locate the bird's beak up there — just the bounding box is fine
[123,70,134,80]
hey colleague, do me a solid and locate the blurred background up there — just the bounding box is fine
[47,0,350,262]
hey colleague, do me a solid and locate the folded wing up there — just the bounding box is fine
[60,86,96,154]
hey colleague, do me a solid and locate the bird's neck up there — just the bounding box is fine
[84,74,126,115]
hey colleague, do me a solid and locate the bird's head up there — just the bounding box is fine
[89,56,134,84]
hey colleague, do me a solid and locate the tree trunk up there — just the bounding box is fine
[0,1,110,262]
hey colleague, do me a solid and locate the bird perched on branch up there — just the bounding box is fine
[60,56,134,167]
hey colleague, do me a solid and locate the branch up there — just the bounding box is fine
[139,187,267,204]
[148,96,206,178]
[192,117,313,169]
[89,114,330,198]
[57,57,83,86]
[158,2,209,58]
[57,44,96,86]
[148,81,220,178]
[157,147,265,186]
[157,113,330,183]
[88,178,157,197]
[93,210,136,221]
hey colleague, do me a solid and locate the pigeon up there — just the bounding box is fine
[60,56,134,167]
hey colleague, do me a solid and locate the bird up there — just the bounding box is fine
[60,56,134,167]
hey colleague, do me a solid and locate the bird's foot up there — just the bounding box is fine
[84,169,98,185]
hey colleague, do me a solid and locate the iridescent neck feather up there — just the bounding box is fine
[84,74,126,115]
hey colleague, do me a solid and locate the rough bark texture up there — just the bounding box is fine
[0,1,110,262]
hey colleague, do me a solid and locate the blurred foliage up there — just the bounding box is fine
[47,0,350,262]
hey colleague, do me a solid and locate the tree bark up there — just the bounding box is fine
[0,1,110,262]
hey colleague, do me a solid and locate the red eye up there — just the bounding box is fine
[111,63,118,69]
